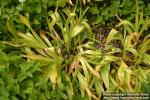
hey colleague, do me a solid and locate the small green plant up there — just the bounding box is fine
[0,51,74,100]
[46,7,93,53]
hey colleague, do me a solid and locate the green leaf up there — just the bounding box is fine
[107,75,118,92]
[27,71,33,78]
[79,56,90,81]
[138,18,150,37]
[35,5,41,13]
[124,72,132,92]
[105,29,123,45]
[135,0,140,32]
[100,55,119,65]
[17,32,47,49]
[81,20,93,37]
[33,19,40,25]
[19,15,46,46]
[139,39,150,54]
[77,71,88,90]
[40,32,52,47]
[0,51,9,68]
[19,15,31,28]
[138,67,147,80]
[82,50,101,55]
[70,24,84,38]
[7,17,18,38]
[35,49,49,57]
[110,75,118,87]
[118,61,125,86]
[21,54,51,62]
[83,57,101,79]
[48,63,58,84]
[89,7,99,14]
[56,0,68,7]
[44,47,56,58]
[116,19,135,32]
[100,64,110,89]
[94,80,104,98]
[143,53,150,65]
[48,11,60,30]
[125,47,138,57]
[118,60,132,87]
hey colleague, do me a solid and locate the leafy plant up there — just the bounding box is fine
[46,7,93,52]
[103,1,150,92]
[1,0,150,100]
[5,5,95,99]
[0,51,75,100]
[69,1,150,99]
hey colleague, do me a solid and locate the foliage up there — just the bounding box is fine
[1,0,150,100]
[0,51,75,100]
[88,0,146,25]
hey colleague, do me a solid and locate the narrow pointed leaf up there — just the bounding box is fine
[124,72,132,92]
[125,47,138,57]
[118,61,125,85]
[82,57,101,79]
[49,63,58,84]
[21,54,51,62]
[100,64,110,89]
[70,24,84,38]
[44,47,56,58]
[105,29,123,45]
[116,20,135,30]
[139,40,150,54]
[40,32,52,47]
[7,18,18,38]
[19,15,31,28]
[35,49,49,57]
[143,53,150,65]
[79,57,90,81]
[138,67,147,80]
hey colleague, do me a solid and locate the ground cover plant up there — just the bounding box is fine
[1,0,150,100]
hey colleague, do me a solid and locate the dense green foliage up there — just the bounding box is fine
[1,0,150,100]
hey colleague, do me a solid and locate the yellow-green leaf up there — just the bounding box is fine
[116,20,134,30]
[82,57,101,79]
[21,54,51,62]
[35,49,49,57]
[138,67,147,80]
[100,55,119,65]
[7,18,18,38]
[143,53,150,65]
[139,40,150,54]
[124,72,132,92]
[70,24,84,38]
[118,61,125,86]
[44,47,56,58]
[105,29,123,45]
[79,57,90,81]
[19,15,31,28]
[100,64,110,89]
[125,47,138,57]
[40,32,52,47]
[49,63,57,84]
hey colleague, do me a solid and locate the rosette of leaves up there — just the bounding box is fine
[7,14,63,89]
[69,41,120,99]
[46,7,93,53]
[67,2,150,99]
[103,2,150,93]
[6,5,93,93]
